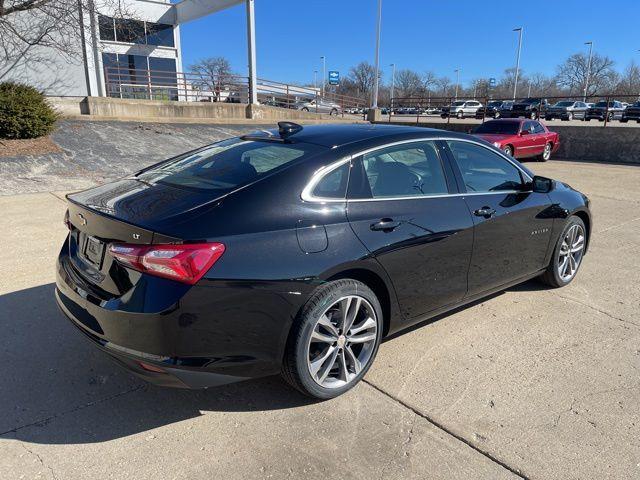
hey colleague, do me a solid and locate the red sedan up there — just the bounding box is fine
[473,118,559,161]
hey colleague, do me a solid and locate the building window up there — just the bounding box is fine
[114,18,146,44]
[98,15,115,41]
[146,22,175,48]
[97,15,174,48]
[103,53,178,101]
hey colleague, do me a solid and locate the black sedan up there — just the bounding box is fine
[621,102,640,123]
[56,123,591,399]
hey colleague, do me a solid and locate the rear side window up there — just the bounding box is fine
[356,141,449,198]
[138,139,322,194]
[447,141,523,193]
[533,122,545,134]
[312,162,350,199]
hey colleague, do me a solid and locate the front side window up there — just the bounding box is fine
[447,141,523,193]
[522,121,536,134]
[357,141,448,198]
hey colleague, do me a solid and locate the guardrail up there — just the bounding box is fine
[388,94,640,127]
[103,65,367,117]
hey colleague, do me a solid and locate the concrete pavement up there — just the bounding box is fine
[0,160,639,479]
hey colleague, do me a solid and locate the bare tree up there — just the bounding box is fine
[395,69,422,98]
[555,52,617,96]
[189,57,235,101]
[615,61,640,97]
[435,76,452,96]
[348,61,378,101]
[422,70,437,93]
[0,1,138,87]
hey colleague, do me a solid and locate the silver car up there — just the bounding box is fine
[544,100,588,121]
[295,98,341,115]
[442,100,484,119]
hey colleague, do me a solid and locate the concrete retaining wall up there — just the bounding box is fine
[379,121,640,164]
[77,97,339,122]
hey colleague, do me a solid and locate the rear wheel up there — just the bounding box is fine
[301,107,309,112]
[530,110,538,119]
[539,216,586,288]
[282,279,382,399]
[539,142,552,161]
[456,110,464,119]
[330,108,338,116]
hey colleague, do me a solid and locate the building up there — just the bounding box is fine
[3,0,261,103]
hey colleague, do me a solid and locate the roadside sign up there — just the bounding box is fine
[489,77,496,87]
[328,71,340,85]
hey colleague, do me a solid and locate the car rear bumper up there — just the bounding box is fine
[55,242,302,388]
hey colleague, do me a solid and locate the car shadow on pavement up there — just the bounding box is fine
[0,284,317,445]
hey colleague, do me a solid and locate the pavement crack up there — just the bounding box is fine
[1,384,145,437]
[20,442,58,480]
[363,380,530,480]
[552,293,640,329]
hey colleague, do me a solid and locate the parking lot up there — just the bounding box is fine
[384,114,640,128]
[1,130,638,479]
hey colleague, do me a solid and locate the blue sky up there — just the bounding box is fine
[179,0,639,86]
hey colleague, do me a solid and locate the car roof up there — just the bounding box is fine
[259,123,459,148]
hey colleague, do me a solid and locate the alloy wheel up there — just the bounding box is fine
[306,295,378,389]
[557,224,585,282]
[542,143,552,160]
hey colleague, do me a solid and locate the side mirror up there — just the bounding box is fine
[519,130,529,136]
[532,175,554,193]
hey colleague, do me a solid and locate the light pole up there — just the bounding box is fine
[637,49,640,100]
[372,0,382,108]
[313,70,318,91]
[454,68,460,100]
[320,56,326,98]
[513,27,523,101]
[583,41,593,102]
[389,63,396,107]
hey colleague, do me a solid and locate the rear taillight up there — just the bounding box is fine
[108,242,225,285]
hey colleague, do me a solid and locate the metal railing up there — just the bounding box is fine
[103,65,367,117]
[387,93,640,127]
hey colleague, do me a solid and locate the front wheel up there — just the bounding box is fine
[282,279,383,399]
[539,216,586,288]
[456,110,464,119]
[530,110,538,119]
[330,108,338,116]
[503,145,514,157]
[301,107,309,112]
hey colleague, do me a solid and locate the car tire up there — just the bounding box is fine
[538,216,587,288]
[539,142,552,162]
[456,110,463,119]
[282,279,383,400]
[503,145,513,157]
[301,107,309,112]
[620,118,628,123]
[330,108,338,116]
[530,111,537,120]
[567,112,574,121]
[494,111,500,119]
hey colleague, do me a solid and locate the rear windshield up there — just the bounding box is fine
[474,121,520,135]
[137,138,323,193]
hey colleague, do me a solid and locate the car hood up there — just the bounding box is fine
[473,133,516,143]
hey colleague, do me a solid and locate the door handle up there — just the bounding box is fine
[370,218,401,232]
[474,207,496,218]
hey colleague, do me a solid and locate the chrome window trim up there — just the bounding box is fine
[300,137,532,203]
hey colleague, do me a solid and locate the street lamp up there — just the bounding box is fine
[513,27,523,101]
[320,56,326,98]
[454,68,460,100]
[313,70,318,91]
[372,0,382,109]
[389,63,396,107]
[583,41,593,102]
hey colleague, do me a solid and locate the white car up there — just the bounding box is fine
[442,100,484,119]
